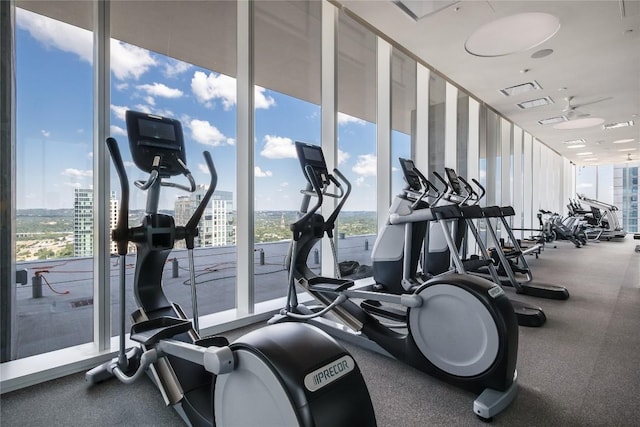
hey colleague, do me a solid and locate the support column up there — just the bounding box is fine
[444,82,457,169]
[236,0,255,315]
[376,38,391,229]
[93,0,111,351]
[321,1,338,277]
[1,0,17,362]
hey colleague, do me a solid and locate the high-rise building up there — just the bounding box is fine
[174,187,235,248]
[73,189,118,256]
[614,165,639,233]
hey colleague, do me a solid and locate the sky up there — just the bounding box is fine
[15,8,410,212]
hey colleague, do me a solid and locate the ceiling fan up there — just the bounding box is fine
[562,96,613,120]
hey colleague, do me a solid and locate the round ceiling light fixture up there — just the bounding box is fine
[465,13,561,57]
[553,117,605,130]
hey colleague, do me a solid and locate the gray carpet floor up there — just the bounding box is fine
[2,237,639,426]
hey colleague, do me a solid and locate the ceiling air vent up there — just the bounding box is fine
[393,0,459,21]
[602,120,634,130]
[499,81,542,97]
[538,116,567,125]
[563,139,586,144]
[517,96,554,109]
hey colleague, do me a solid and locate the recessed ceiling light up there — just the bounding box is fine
[499,81,542,97]
[612,138,635,144]
[465,13,561,57]
[563,139,586,144]
[567,144,586,148]
[538,116,567,125]
[517,96,554,109]
[576,152,593,156]
[553,117,605,130]
[602,120,635,129]
[618,148,637,152]
[582,158,598,161]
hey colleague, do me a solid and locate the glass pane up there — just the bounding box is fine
[456,92,469,178]
[428,73,446,177]
[391,48,415,198]
[254,0,321,299]
[15,3,94,357]
[109,1,237,331]
[336,9,377,276]
[576,165,598,199]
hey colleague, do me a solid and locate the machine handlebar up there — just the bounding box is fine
[106,137,130,255]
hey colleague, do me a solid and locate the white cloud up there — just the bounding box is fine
[198,163,209,174]
[145,96,156,106]
[133,104,152,114]
[337,112,365,126]
[17,9,156,81]
[191,72,235,109]
[261,135,297,159]
[189,119,235,146]
[111,41,156,80]
[17,9,92,63]
[110,125,127,136]
[87,152,93,159]
[115,82,129,91]
[111,105,128,122]
[63,182,82,188]
[41,130,51,138]
[191,71,275,110]
[280,182,289,187]
[255,87,276,109]
[137,82,184,98]
[255,166,273,178]
[123,161,136,168]
[338,149,350,165]
[61,168,92,178]
[352,154,377,177]
[163,59,191,77]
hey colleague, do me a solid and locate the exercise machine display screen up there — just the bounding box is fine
[126,110,186,176]
[137,118,177,143]
[399,158,421,191]
[296,141,330,187]
[444,167,463,195]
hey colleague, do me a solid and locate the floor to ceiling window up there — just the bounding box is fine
[14,3,94,358]
[428,73,446,177]
[336,8,377,272]
[390,48,415,198]
[254,0,322,300]
[108,1,238,332]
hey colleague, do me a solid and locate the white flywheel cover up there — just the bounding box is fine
[409,284,499,377]
[214,349,299,426]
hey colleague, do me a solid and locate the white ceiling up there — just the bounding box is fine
[341,0,640,165]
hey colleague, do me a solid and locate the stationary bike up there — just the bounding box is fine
[271,141,519,421]
[86,111,376,427]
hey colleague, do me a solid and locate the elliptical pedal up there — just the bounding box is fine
[360,300,408,323]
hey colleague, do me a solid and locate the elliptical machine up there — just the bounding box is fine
[272,141,519,421]
[377,162,546,327]
[86,111,376,427]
